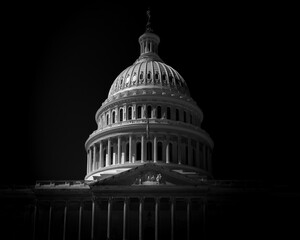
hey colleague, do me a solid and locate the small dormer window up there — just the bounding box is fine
[132,72,137,83]
[147,71,151,80]
[125,74,130,86]
[155,72,159,80]
[140,71,144,80]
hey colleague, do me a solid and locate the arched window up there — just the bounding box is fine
[119,108,123,122]
[137,106,142,119]
[176,109,180,121]
[106,114,109,125]
[157,142,163,161]
[147,42,150,52]
[147,141,152,160]
[128,106,132,120]
[157,106,162,119]
[112,111,115,124]
[140,71,144,80]
[136,142,141,160]
[147,71,151,80]
[167,107,171,119]
[147,105,152,118]
[183,111,187,123]
[155,72,159,80]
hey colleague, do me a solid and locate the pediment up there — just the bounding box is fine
[91,163,200,186]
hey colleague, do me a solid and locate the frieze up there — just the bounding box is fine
[133,171,165,185]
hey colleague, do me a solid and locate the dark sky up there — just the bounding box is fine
[2,3,297,185]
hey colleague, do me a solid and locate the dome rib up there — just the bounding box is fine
[107,31,190,98]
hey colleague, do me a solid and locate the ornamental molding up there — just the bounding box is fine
[96,94,202,121]
[85,121,213,149]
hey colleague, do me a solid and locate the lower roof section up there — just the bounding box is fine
[84,162,212,182]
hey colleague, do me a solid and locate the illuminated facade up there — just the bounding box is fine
[84,25,213,182]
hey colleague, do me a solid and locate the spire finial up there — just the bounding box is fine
[146,8,153,33]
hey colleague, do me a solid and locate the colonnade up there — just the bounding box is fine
[98,103,202,131]
[86,134,212,175]
[33,197,206,240]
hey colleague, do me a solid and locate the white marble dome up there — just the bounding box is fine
[85,28,213,182]
[108,57,190,98]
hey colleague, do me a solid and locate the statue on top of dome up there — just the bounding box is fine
[146,8,153,33]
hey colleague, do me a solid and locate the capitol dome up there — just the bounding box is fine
[108,32,190,98]
[85,19,214,182]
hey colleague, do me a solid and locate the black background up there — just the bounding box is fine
[2,2,297,185]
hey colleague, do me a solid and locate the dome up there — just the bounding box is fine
[108,32,190,98]
[84,16,214,182]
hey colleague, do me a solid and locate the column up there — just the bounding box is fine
[99,141,103,168]
[202,200,206,240]
[178,137,182,164]
[155,198,159,240]
[196,141,200,168]
[129,135,132,163]
[153,136,157,163]
[123,198,128,240]
[63,202,68,240]
[89,148,92,172]
[141,135,145,163]
[170,198,175,240]
[107,139,111,166]
[123,105,127,121]
[113,142,116,165]
[139,198,144,240]
[121,141,126,164]
[86,149,90,174]
[93,145,97,171]
[208,149,212,173]
[48,202,52,240]
[188,138,192,166]
[132,137,136,163]
[166,142,170,164]
[91,199,95,240]
[90,148,94,172]
[186,199,190,240]
[132,104,136,120]
[142,104,146,118]
[203,145,206,171]
[78,202,83,240]
[118,136,121,164]
[33,200,37,240]
[107,198,112,240]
